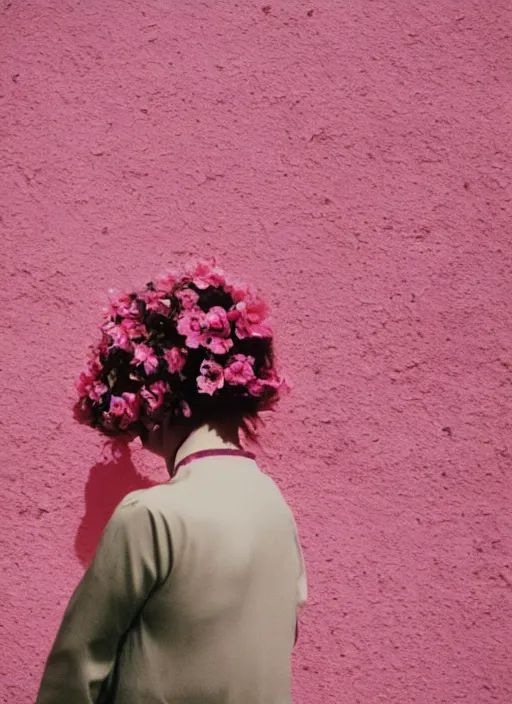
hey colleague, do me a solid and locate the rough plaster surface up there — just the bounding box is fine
[1,1,512,702]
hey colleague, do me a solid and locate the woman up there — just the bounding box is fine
[36,260,307,704]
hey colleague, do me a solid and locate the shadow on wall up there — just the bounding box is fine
[74,440,156,567]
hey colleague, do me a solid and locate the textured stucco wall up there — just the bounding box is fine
[1,1,512,702]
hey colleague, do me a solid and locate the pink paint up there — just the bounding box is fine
[1,1,512,702]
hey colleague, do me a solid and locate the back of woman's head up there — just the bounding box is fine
[75,260,287,442]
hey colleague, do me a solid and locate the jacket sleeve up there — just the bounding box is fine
[294,528,308,609]
[293,525,307,646]
[36,493,172,704]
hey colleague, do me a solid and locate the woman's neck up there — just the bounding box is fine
[171,424,241,475]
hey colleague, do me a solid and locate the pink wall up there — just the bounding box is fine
[1,1,512,702]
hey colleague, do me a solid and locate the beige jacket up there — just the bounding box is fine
[36,454,307,704]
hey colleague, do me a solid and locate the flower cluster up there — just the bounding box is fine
[75,260,287,437]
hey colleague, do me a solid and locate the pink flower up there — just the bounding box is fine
[177,309,208,349]
[97,336,109,355]
[121,319,148,340]
[189,261,227,290]
[107,290,128,306]
[76,372,94,397]
[87,343,106,373]
[227,295,272,339]
[206,306,231,336]
[204,336,234,355]
[163,346,188,374]
[140,387,153,407]
[176,288,200,310]
[202,306,233,354]
[181,400,192,418]
[103,321,133,351]
[197,360,225,396]
[154,272,176,293]
[105,393,141,429]
[224,354,256,386]
[247,369,283,397]
[120,300,140,318]
[109,395,128,416]
[139,290,170,315]
[107,291,140,319]
[130,343,159,375]
[89,380,108,402]
[229,283,250,304]
[140,381,170,411]
[247,379,265,396]
[86,357,103,377]
[122,392,141,422]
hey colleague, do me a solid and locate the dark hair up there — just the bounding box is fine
[75,262,287,441]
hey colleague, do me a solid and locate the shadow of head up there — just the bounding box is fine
[74,436,157,568]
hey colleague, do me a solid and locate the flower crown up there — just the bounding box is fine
[76,260,287,437]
